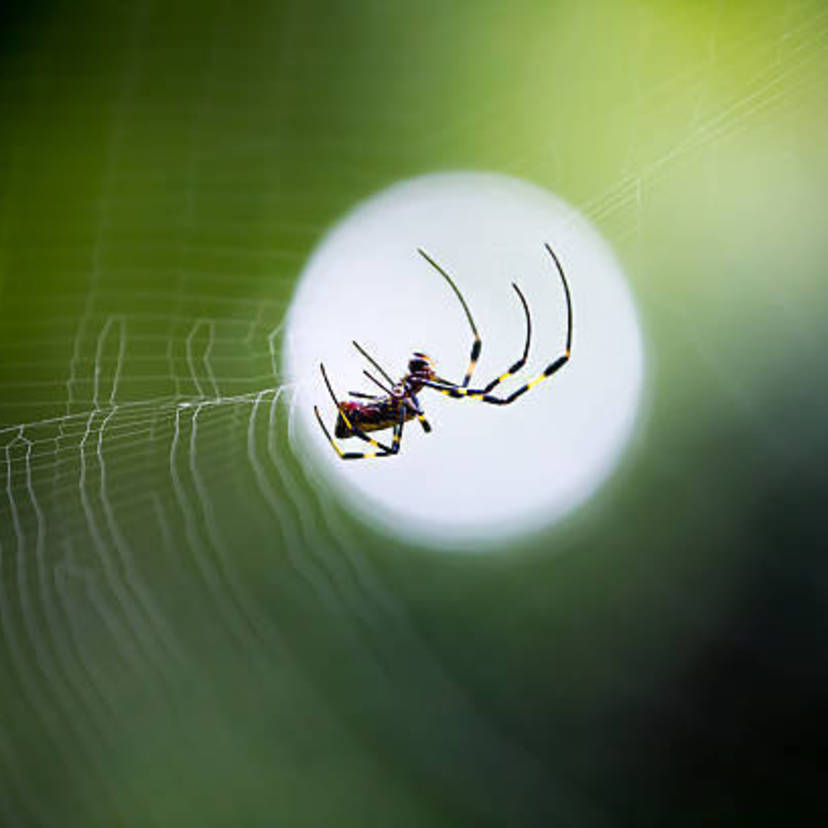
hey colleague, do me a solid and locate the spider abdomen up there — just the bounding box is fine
[335,398,414,438]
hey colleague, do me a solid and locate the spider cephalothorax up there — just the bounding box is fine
[408,351,434,376]
[405,352,438,387]
[315,244,573,460]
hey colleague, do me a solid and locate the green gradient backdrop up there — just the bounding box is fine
[1,1,826,825]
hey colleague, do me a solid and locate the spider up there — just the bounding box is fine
[314,243,573,460]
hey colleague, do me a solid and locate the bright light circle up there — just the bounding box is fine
[284,172,644,550]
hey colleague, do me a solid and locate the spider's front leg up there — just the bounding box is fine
[421,244,572,406]
[418,249,535,393]
[417,248,481,387]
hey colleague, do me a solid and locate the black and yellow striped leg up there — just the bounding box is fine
[316,363,407,460]
[314,402,406,461]
[385,407,407,454]
[318,363,396,452]
[417,249,537,391]
[408,392,432,433]
[419,352,568,405]
[480,282,532,394]
[419,243,573,406]
[417,248,481,387]
[482,353,570,405]
[313,408,394,459]
[462,339,482,388]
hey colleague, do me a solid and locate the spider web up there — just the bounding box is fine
[1,0,826,823]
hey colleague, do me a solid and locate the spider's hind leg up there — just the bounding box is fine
[314,405,406,461]
[316,363,406,460]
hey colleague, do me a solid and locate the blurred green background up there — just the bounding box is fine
[1,1,826,825]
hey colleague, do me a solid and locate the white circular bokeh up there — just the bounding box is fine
[284,172,644,549]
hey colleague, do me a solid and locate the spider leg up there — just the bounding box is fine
[421,355,569,405]
[420,244,572,406]
[417,248,481,387]
[477,282,532,394]
[408,392,432,433]
[352,341,395,387]
[314,401,407,461]
[348,391,378,400]
[314,407,392,459]
[318,364,398,454]
[362,370,393,395]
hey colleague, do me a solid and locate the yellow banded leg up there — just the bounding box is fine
[314,406,407,462]
[314,407,390,459]
[417,414,432,433]
[423,353,570,406]
[478,283,532,393]
[461,336,481,387]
